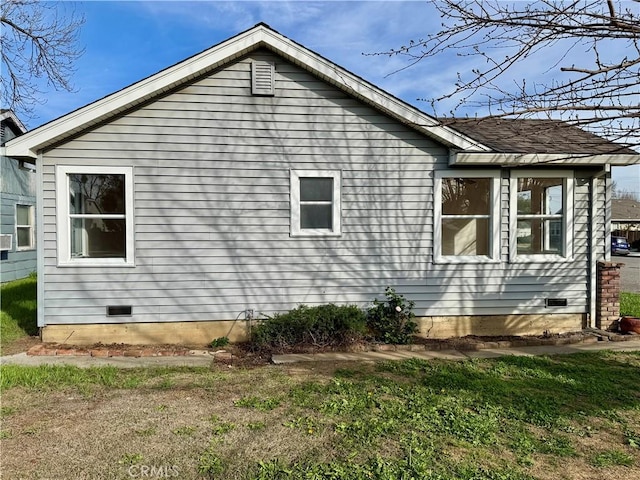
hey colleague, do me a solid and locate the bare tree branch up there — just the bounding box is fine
[375,0,640,148]
[1,0,84,119]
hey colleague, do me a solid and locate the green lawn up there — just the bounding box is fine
[0,275,37,352]
[621,292,640,317]
[1,352,639,479]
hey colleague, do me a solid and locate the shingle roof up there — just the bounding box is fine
[440,118,637,155]
[612,198,640,221]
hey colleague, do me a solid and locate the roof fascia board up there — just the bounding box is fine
[451,151,640,166]
[6,24,489,159]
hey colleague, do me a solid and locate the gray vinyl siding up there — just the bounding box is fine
[40,50,592,325]
[1,154,37,283]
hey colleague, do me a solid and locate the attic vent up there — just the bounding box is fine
[251,61,275,96]
[0,234,12,251]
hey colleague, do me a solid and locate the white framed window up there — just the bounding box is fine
[56,166,135,266]
[290,170,341,236]
[15,204,34,250]
[434,171,501,263]
[509,170,573,262]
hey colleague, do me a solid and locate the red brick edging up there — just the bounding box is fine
[25,330,637,359]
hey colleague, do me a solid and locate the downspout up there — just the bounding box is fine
[604,165,612,262]
[36,152,45,329]
[588,176,596,328]
[588,166,610,328]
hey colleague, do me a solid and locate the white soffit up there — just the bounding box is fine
[5,24,488,160]
[450,152,640,166]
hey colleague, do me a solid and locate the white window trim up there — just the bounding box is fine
[56,165,135,267]
[15,204,35,251]
[290,170,341,237]
[509,170,574,263]
[434,170,501,264]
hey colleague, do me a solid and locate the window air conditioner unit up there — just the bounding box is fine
[0,234,12,251]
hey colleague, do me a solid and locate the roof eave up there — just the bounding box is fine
[5,24,489,160]
[0,110,27,136]
[450,151,640,167]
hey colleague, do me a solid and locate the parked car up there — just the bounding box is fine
[611,235,630,255]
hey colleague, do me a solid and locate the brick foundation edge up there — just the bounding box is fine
[596,261,624,330]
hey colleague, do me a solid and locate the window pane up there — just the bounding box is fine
[441,178,490,215]
[69,174,125,215]
[516,219,563,254]
[517,178,563,215]
[17,227,31,248]
[301,204,332,229]
[442,218,489,256]
[71,218,126,258]
[300,178,333,202]
[17,205,31,225]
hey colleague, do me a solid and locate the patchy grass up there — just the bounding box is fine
[1,275,38,353]
[1,352,639,479]
[621,292,640,317]
[0,364,224,391]
[590,449,635,467]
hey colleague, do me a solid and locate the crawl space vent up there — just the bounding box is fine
[107,305,132,317]
[545,298,568,307]
[251,61,275,96]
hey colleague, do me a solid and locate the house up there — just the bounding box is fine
[5,24,639,345]
[612,198,640,246]
[1,110,35,282]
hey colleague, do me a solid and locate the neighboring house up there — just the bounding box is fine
[1,110,35,282]
[612,198,640,245]
[5,24,640,345]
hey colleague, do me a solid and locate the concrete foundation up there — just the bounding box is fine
[415,313,585,339]
[41,313,585,346]
[41,320,249,346]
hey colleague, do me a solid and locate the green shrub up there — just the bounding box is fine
[208,337,230,348]
[251,304,367,349]
[366,287,417,344]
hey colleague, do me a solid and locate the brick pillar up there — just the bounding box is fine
[596,261,624,330]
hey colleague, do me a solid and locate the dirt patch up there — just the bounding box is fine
[413,331,600,351]
[1,335,40,356]
[0,367,338,480]
[239,329,633,356]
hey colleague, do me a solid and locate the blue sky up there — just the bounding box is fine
[23,1,640,193]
